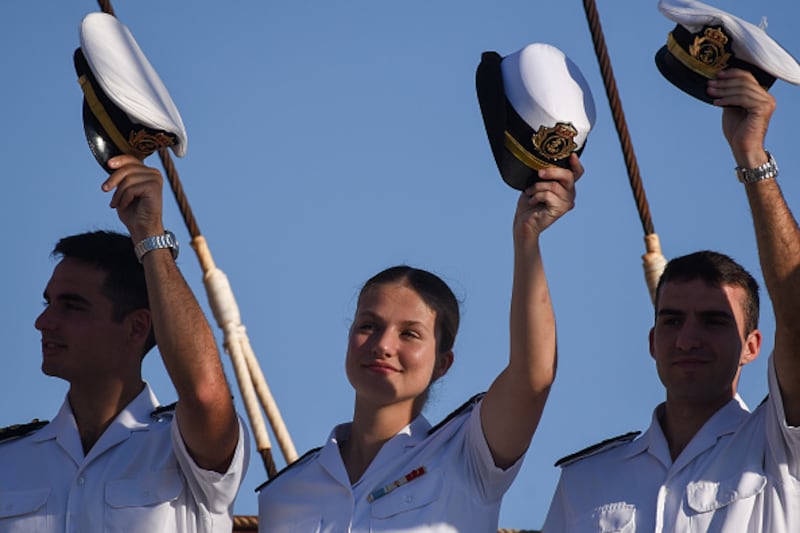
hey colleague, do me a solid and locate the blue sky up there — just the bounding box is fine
[3,1,800,529]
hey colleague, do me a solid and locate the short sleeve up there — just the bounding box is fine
[766,354,800,479]
[463,398,525,503]
[171,414,250,515]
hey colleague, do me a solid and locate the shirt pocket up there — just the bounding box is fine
[369,467,444,528]
[686,471,767,514]
[104,469,185,533]
[572,502,636,533]
[0,488,50,531]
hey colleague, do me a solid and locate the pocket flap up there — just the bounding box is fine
[0,488,50,518]
[370,468,443,519]
[105,470,184,508]
[595,503,635,532]
[687,471,767,513]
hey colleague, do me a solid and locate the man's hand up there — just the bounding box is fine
[708,69,776,166]
[101,155,165,242]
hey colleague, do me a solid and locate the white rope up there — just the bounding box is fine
[194,236,298,467]
[642,233,668,304]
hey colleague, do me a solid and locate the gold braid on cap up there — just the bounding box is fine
[667,26,732,79]
[504,122,577,171]
[78,75,176,160]
[78,75,135,157]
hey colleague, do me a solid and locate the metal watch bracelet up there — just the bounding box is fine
[133,231,179,263]
[735,152,778,184]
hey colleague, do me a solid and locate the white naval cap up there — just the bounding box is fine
[655,0,800,104]
[74,12,187,171]
[476,43,596,191]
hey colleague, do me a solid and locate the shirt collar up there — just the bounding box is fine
[318,414,432,486]
[31,382,160,444]
[623,396,751,466]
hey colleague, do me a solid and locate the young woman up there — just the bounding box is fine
[257,155,582,532]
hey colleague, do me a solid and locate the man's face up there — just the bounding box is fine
[34,258,131,385]
[649,279,760,407]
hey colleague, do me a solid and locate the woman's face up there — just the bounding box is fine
[346,282,447,410]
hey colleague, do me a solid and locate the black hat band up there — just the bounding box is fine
[667,24,775,87]
[78,75,137,159]
[503,101,578,171]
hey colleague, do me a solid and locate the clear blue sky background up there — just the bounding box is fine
[3,1,799,529]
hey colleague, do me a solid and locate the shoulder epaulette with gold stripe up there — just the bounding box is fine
[427,392,486,436]
[0,419,48,444]
[255,446,323,493]
[555,431,641,468]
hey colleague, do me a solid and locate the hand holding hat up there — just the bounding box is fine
[74,12,188,172]
[476,43,596,191]
[655,0,800,104]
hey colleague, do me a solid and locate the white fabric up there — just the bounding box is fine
[0,383,249,533]
[257,397,523,532]
[658,0,800,84]
[500,43,596,149]
[542,354,800,532]
[80,12,188,156]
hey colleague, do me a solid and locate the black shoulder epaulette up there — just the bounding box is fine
[554,430,641,468]
[427,392,486,436]
[255,446,323,493]
[0,419,49,444]
[150,401,177,419]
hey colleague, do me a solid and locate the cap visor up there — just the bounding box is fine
[655,46,715,104]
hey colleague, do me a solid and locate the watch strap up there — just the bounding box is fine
[133,231,179,263]
[735,152,778,184]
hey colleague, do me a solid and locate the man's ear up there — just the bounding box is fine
[126,308,152,348]
[740,328,762,366]
[648,327,656,360]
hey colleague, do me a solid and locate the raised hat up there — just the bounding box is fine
[476,43,596,191]
[74,12,188,171]
[655,0,800,104]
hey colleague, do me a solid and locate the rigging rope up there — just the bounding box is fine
[582,0,667,302]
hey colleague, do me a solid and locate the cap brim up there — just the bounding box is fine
[655,45,715,104]
[81,99,125,172]
[476,51,541,191]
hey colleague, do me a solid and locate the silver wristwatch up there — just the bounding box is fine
[134,230,179,263]
[735,152,778,184]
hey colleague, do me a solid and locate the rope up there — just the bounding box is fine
[94,1,297,477]
[158,148,201,239]
[582,0,667,302]
[232,515,259,531]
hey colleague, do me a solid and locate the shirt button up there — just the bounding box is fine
[404,495,413,504]
[77,477,85,485]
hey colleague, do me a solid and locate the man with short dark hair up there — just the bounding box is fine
[0,155,249,532]
[542,65,800,531]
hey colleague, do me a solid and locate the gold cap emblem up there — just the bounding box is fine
[689,26,731,71]
[128,130,177,158]
[532,122,578,161]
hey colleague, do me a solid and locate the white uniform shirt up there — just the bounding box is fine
[542,355,800,532]
[257,395,523,532]
[0,383,249,533]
